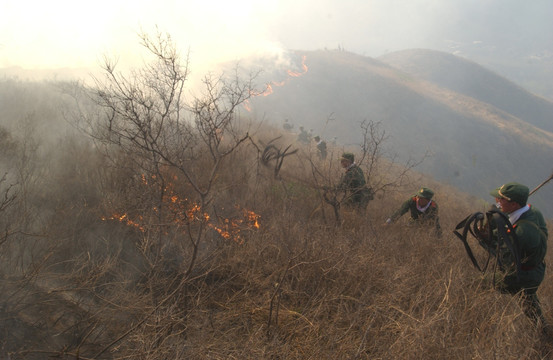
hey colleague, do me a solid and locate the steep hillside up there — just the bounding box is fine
[3,71,553,359]
[247,50,553,218]
[378,49,553,134]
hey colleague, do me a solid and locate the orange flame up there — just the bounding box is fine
[243,99,252,112]
[102,213,146,232]
[244,209,260,229]
[261,84,274,96]
[287,55,308,77]
[243,54,308,112]
[102,174,260,244]
[209,207,261,244]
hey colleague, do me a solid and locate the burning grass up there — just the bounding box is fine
[1,120,553,359]
[176,211,552,359]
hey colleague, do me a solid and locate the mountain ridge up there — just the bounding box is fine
[378,48,553,134]
[248,49,553,217]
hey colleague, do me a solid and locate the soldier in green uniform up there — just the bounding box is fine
[337,153,372,211]
[480,182,548,329]
[297,126,310,144]
[385,187,442,237]
[313,136,327,160]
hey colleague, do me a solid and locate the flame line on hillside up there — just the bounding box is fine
[244,54,308,111]
[101,174,260,243]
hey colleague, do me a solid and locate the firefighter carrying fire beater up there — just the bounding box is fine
[478,182,549,331]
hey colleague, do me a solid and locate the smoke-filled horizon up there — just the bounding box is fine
[2,0,553,100]
[1,0,551,69]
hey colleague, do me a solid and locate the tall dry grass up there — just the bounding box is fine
[175,186,552,359]
[1,84,552,359]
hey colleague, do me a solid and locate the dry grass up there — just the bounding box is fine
[1,122,553,360]
[148,164,553,359]
[177,215,552,359]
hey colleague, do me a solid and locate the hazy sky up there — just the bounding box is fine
[1,0,551,75]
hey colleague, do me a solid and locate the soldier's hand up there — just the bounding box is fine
[476,224,489,240]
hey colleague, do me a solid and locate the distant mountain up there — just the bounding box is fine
[247,49,553,218]
[378,49,553,134]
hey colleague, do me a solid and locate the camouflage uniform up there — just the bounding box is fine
[388,187,442,237]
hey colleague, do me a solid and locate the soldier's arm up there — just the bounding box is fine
[388,199,411,223]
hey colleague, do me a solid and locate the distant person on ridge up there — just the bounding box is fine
[313,136,327,160]
[385,187,442,237]
[337,152,372,211]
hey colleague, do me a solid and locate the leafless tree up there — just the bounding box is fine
[77,29,257,273]
[62,29,261,358]
[356,119,427,196]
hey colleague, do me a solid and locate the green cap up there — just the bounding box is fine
[489,182,529,206]
[417,187,434,200]
[341,152,354,162]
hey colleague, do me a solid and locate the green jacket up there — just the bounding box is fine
[338,164,371,209]
[488,205,548,293]
[390,197,442,236]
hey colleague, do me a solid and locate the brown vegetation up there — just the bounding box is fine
[1,33,552,360]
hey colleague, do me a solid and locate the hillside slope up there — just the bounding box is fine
[248,49,553,218]
[378,48,553,134]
